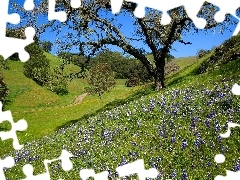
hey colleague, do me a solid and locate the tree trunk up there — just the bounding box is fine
[154,57,165,91]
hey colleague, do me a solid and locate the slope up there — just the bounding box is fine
[2,33,240,179]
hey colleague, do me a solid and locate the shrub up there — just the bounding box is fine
[164,62,180,76]
[0,56,9,70]
[125,77,140,87]
[23,43,50,86]
[0,72,8,106]
[39,40,52,53]
[197,33,240,74]
[197,49,210,58]
[85,63,116,99]
[46,66,68,95]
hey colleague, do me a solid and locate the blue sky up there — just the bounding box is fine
[10,0,239,58]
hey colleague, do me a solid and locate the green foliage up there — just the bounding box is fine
[23,43,50,86]
[89,50,130,79]
[85,62,116,99]
[0,56,10,70]
[164,61,180,76]
[39,40,53,53]
[0,56,10,107]
[58,51,87,80]
[125,76,140,87]
[46,65,68,95]
[128,61,153,83]
[90,50,153,82]
[0,72,8,106]
[197,33,240,74]
[197,49,210,58]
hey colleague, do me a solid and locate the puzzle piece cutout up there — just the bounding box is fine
[0,102,28,150]
[0,156,15,180]
[79,159,159,180]
[110,0,207,28]
[214,84,240,179]
[22,149,73,180]
[80,169,109,180]
[207,0,240,36]
[24,0,35,11]
[232,83,240,96]
[207,0,240,23]
[110,0,240,34]
[116,159,159,180]
[0,0,83,62]
[48,0,81,22]
[215,170,240,180]
[0,0,35,62]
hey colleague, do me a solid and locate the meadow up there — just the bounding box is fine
[0,54,144,156]
[1,37,240,179]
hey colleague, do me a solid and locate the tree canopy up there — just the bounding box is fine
[15,0,237,90]
[85,62,116,99]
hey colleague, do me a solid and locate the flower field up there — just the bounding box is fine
[2,75,240,179]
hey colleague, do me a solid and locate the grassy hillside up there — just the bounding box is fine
[146,54,198,70]
[0,52,148,155]
[1,36,240,179]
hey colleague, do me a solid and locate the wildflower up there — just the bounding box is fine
[182,139,188,149]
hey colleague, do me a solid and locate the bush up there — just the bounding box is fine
[164,62,180,76]
[39,40,52,53]
[0,56,9,70]
[23,43,50,86]
[89,50,153,80]
[197,33,240,74]
[46,66,68,95]
[0,72,8,106]
[125,77,140,87]
[197,49,210,58]
[85,63,116,99]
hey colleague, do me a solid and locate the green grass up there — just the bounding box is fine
[1,41,240,179]
[0,55,148,155]
[0,50,219,156]
[146,54,198,70]
[165,52,213,88]
[172,56,198,69]
[2,52,240,179]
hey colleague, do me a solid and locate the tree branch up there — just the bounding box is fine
[178,40,192,45]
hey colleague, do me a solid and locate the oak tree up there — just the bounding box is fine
[14,0,237,90]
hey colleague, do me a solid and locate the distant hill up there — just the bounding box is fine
[146,53,198,69]
[197,32,240,74]
[2,33,240,180]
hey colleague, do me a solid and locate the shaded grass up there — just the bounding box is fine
[166,52,213,88]
[0,77,147,155]
[0,51,216,156]
[2,57,240,179]
[1,46,240,179]
[172,56,198,69]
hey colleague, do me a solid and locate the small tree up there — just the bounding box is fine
[39,40,53,53]
[85,63,116,99]
[196,49,210,58]
[23,42,50,86]
[46,65,68,95]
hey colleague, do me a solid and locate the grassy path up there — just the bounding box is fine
[12,93,88,114]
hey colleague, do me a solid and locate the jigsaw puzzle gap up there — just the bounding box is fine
[0,156,14,180]
[70,0,81,8]
[24,0,35,11]
[48,0,67,22]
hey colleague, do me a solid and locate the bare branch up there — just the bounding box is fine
[178,40,192,45]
